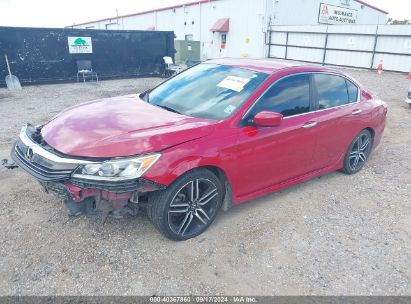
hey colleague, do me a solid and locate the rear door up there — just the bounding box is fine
[311,73,367,169]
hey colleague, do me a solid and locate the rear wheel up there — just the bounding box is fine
[341,129,373,174]
[147,168,223,241]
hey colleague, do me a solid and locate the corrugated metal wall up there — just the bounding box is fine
[268,25,411,72]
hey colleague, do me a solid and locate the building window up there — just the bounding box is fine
[185,34,194,41]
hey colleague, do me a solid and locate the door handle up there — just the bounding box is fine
[302,121,317,129]
[352,109,362,115]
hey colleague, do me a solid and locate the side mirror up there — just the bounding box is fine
[253,111,283,127]
[140,89,151,102]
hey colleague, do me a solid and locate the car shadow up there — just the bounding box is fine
[214,170,342,224]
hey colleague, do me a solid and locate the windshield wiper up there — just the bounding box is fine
[156,104,182,114]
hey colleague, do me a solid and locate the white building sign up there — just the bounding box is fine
[68,37,93,54]
[319,3,358,25]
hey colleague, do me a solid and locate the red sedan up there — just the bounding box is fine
[10,59,387,240]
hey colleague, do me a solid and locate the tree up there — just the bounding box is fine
[387,18,410,25]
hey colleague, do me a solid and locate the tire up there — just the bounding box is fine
[341,129,373,175]
[147,168,223,241]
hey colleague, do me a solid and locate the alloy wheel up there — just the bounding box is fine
[168,178,219,237]
[349,133,371,171]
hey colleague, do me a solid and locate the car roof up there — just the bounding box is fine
[206,58,340,75]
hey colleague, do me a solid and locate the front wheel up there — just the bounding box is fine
[341,129,373,175]
[147,168,223,241]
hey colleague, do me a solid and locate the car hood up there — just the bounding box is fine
[41,94,217,158]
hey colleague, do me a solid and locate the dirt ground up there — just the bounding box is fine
[0,67,410,296]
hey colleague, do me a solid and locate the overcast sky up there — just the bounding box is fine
[0,0,409,28]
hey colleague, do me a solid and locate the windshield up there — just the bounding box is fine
[148,63,268,120]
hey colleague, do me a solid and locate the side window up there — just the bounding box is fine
[346,79,359,103]
[250,74,311,118]
[314,74,348,109]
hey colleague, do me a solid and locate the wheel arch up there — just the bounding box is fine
[202,165,233,211]
[364,127,375,139]
[363,127,376,148]
[171,164,233,211]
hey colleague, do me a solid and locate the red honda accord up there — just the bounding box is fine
[10,58,387,240]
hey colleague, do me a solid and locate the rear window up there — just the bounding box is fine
[346,79,359,103]
[314,74,348,109]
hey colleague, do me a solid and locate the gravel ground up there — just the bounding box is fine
[0,68,410,296]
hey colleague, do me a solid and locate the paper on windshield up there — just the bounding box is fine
[217,76,251,92]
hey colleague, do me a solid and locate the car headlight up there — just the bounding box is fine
[72,154,161,181]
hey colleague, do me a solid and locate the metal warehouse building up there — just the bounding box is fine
[70,0,388,60]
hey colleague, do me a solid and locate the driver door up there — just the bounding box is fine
[235,73,320,197]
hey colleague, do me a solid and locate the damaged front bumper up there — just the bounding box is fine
[10,124,165,216]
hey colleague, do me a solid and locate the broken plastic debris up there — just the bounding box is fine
[1,159,18,169]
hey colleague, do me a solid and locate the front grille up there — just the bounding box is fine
[12,143,74,182]
[40,181,70,199]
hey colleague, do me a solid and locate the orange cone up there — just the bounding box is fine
[407,70,411,79]
[376,60,383,75]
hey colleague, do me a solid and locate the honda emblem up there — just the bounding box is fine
[25,147,35,162]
